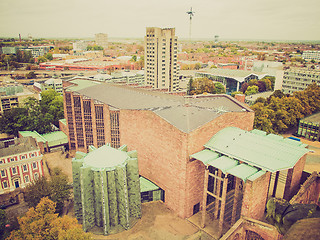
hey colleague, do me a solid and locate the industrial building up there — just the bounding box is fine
[144,27,179,92]
[296,112,320,141]
[281,68,320,94]
[63,79,254,218]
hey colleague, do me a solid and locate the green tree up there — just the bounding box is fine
[214,82,226,94]
[40,89,64,127]
[25,71,36,79]
[0,108,28,135]
[45,53,53,61]
[37,56,47,63]
[24,168,71,215]
[245,85,259,95]
[0,209,7,240]
[131,55,137,62]
[7,197,91,240]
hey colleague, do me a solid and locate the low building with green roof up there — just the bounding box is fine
[296,112,320,141]
[18,130,68,153]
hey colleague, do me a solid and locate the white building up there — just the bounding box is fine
[95,33,108,49]
[144,27,179,92]
[281,68,320,94]
[302,51,320,62]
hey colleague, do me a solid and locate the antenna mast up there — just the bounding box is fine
[186,7,195,41]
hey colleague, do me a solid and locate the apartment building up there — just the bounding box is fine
[302,50,320,61]
[0,137,44,194]
[95,33,108,49]
[281,68,320,94]
[0,85,39,113]
[144,27,179,92]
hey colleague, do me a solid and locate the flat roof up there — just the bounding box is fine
[68,83,251,133]
[42,131,68,147]
[300,112,320,124]
[19,131,47,143]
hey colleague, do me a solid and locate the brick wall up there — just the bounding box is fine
[241,172,271,220]
[290,171,320,205]
[119,109,189,217]
[289,155,307,199]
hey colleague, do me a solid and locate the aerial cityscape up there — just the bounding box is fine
[0,1,320,240]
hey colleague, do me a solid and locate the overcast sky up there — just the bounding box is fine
[1,0,319,41]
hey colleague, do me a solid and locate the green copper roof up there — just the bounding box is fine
[226,164,258,181]
[42,131,68,147]
[190,149,219,165]
[204,127,309,172]
[67,79,101,92]
[207,156,238,174]
[139,177,159,192]
[83,145,128,169]
[19,131,47,143]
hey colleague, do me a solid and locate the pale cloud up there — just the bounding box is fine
[0,0,319,40]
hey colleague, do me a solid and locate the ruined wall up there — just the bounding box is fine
[221,217,282,240]
[290,171,320,205]
[241,172,271,220]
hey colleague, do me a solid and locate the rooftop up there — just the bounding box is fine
[300,112,320,124]
[191,127,309,175]
[0,137,39,158]
[66,82,252,133]
[82,145,129,169]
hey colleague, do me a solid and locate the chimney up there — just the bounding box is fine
[234,94,245,103]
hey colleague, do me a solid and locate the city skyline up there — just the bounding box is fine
[0,0,320,41]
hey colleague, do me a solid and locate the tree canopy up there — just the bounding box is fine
[0,89,64,136]
[188,77,226,95]
[24,168,71,215]
[7,197,91,240]
[252,83,320,133]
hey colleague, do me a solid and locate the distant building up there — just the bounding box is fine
[144,27,179,92]
[195,68,273,94]
[19,46,53,58]
[296,112,320,141]
[281,68,320,94]
[302,50,320,61]
[73,40,88,52]
[43,78,63,94]
[95,33,108,49]
[1,47,17,55]
[0,85,39,114]
[0,137,44,194]
[217,63,238,70]
[72,144,141,235]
